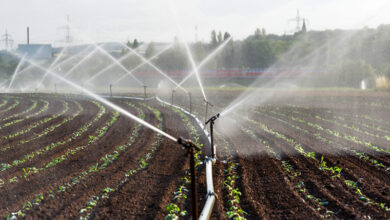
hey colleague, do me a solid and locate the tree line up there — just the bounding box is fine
[3,24,390,88]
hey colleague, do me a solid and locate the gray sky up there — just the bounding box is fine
[1,0,390,48]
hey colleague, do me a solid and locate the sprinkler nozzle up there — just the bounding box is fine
[205,113,220,125]
[177,137,201,152]
[203,99,214,107]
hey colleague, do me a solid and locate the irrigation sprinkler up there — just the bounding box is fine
[143,85,147,98]
[204,100,214,124]
[188,91,192,114]
[171,89,175,105]
[109,84,112,98]
[177,137,201,220]
[205,113,220,159]
[54,83,57,94]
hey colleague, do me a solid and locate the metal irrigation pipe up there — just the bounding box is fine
[199,157,217,220]
[106,95,217,219]
[154,96,217,220]
[188,91,192,114]
[171,89,175,105]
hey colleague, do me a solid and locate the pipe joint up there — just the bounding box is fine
[206,191,218,200]
[177,137,202,152]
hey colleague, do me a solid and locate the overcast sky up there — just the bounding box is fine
[1,0,390,47]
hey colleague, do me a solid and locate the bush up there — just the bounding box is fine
[329,60,376,88]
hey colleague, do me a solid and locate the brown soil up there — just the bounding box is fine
[0,91,390,219]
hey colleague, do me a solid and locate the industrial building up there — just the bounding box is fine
[17,44,52,59]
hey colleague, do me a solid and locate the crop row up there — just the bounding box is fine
[0,100,51,142]
[269,106,390,155]
[0,99,38,124]
[255,108,390,174]
[0,101,98,174]
[0,99,8,109]
[19,101,83,145]
[78,102,163,219]
[243,115,390,212]
[214,133,247,219]
[164,105,203,220]
[240,126,337,218]
[0,99,20,114]
[4,102,128,219]
[287,106,390,144]
[0,100,68,153]
[288,104,390,137]
[0,100,47,134]
[2,102,109,185]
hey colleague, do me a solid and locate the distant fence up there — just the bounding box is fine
[131,69,327,79]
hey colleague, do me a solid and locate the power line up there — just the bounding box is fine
[1,30,14,50]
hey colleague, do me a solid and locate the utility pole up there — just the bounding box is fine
[27,27,30,45]
[1,30,14,50]
[287,9,308,33]
[295,10,301,33]
[66,15,71,44]
[195,26,198,42]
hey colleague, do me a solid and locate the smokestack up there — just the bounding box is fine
[27,27,29,45]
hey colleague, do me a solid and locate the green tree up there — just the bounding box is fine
[156,37,187,71]
[217,31,223,44]
[132,39,139,49]
[380,62,390,80]
[329,60,376,88]
[145,42,155,58]
[210,30,218,48]
[0,52,18,80]
[126,40,132,48]
[254,28,261,37]
[223,32,231,41]
[242,36,277,68]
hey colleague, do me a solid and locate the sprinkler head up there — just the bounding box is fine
[177,137,201,152]
[203,99,214,107]
[205,113,220,125]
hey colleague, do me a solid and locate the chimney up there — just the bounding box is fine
[27,27,29,45]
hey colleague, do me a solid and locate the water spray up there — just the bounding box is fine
[175,36,232,90]
[115,41,188,94]
[38,45,94,87]
[9,52,177,142]
[63,47,99,78]
[205,113,220,159]
[110,44,173,85]
[8,54,26,89]
[169,1,207,102]
[37,45,70,88]
[85,43,160,86]
[177,136,202,220]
